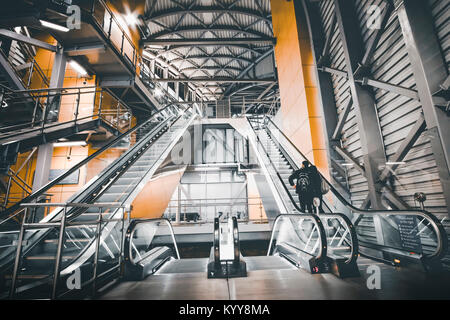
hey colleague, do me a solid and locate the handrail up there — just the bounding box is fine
[6,202,128,299]
[246,118,328,260]
[0,86,131,135]
[88,0,139,69]
[0,103,176,222]
[318,213,358,264]
[124,218,180,266]
[264,117,448,261]
[267,214,328,260]
[26,110,190,278]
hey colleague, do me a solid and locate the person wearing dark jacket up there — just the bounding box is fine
[288,160,322,213]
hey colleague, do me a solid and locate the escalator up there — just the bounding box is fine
[98,205,450,300]
[246,117,360,277]
[248,116,448,273]
[0,104,196,299]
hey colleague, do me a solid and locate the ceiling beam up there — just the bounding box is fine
[145,38,275,46]
[145,7,271,24]
[0,29,57,52]
[148,78,276,83]
[147,26,271,41]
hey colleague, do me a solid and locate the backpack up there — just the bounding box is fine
[296,171,311,192]
[320,175,330,194]
[309,165,330,195]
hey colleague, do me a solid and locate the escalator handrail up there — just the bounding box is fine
[246,118,327,260]
[318,213,358,264]
[267,213,328,260]
[265,117,448,261]
[124,218,180,266]
[252,119,357,264]
[55,111,197,276]
[0,103,177,222]
[48,112,192,275]
[0,115,177,274]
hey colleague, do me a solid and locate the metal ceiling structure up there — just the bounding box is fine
[141,0,279,113]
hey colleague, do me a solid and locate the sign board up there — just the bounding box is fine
[393,215,422,254]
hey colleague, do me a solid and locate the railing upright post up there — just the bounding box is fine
[0,87,4,109]
[118,207,126,276]
[27,60,34,88]
[41,92,49,133]
[3,176,12,208]
[31,97,39,128]
[51,205,67,299]
[116,101,120,131]
[75,90,80,125]
[92,206,102,298]
[9,208,28,299]
[98,91,103,118]
[108,14,113,38]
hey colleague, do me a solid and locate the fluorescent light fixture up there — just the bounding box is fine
[342,163,353,166]
[39,20,70,32]
[69,60,88,76]
[194,166,221,171]
[53,141,87,147]
[386,161,406,165]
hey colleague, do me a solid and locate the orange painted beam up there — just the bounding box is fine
[271,0,330,180]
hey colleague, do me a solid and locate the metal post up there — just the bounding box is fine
[116,101,120,131]
[31,97,39,128]
[3,176,12,208]
[92,207,103,297]
[74,90,80,125]
[397,0,450,213]
[51,205,67,299]
[98,91,103,118]
[118,207,126,277]
[108,15,113,38]
[0,87,4,108]
[9,209,28,298]
[27,60,34,87]
[333,0,387,209]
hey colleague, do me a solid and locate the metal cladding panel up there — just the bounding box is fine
[429,0,450,73]
[318,0,369,208]
[352,0,447,215]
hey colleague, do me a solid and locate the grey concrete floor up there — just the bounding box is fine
[99,256,450,300]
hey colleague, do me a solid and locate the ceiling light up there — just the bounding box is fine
[69,60,88,76]
[386,161,406,165]
[39,20,70,32]
[342,163,353,166]
[194,167,221,171]
[53,141,87,147]
[125,12,139,26]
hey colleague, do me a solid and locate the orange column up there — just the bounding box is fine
[271,0,330,179]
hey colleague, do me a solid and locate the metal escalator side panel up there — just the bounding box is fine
[264,117,448,266]
[59,112,196,276]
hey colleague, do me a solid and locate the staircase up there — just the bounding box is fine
[0,117,120,174]
[0,111,195,298]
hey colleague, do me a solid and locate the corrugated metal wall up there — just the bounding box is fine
[317,0,369,208]
[314,0,448,216]
[429,0,450,73]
